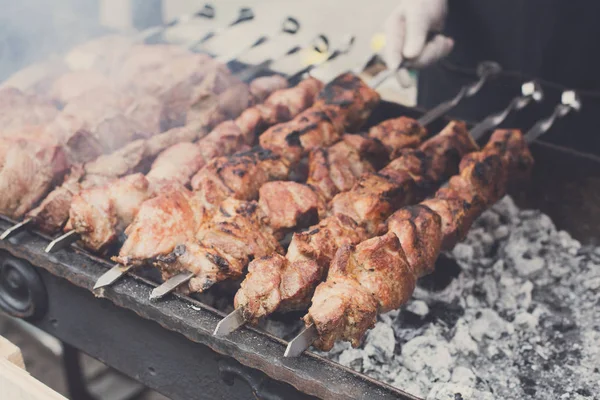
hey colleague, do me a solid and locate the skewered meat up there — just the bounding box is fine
[258,181,325,234]
[115,74,378,287]
[368,116,427,158]
[234,121,477,322]
[0,87,59,137]
[0,135,69,218]
[330,121,476,235]
[116,185,200,266]
[24,124,205,235]
[26,166,85,233]
[259,73,380,164]
[156,119,453,297]
[65,173,152,252]
[63,35,138,73]
[69,79,320,255]
[313,72,381,130]
[162,198,283,294]
[48,70,114,105]
[21,76,291,236]
[303,129,533,351]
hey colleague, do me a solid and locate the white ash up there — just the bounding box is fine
[317,196,600,400]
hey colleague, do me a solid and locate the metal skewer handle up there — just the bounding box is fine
[137,3,216,42]
[416,61,502,127]
[470,80,544,141]
[234,34,330,82]
[299,35,356,81]
[216,16,300,64]
[525,90,581,143]
[189,7,255,50]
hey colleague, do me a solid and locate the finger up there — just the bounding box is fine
[408,35,454,69]
[402,8,430,60]
[383,9,406,68]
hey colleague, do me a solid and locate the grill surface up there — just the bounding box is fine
[1,102,600,399]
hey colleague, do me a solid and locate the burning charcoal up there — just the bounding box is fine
[490,195,519,221]
[405,300,429,317]
[379,309,400,325]
[452,243,474,264]
[513,311,540,331]
[426,383,495,400]
[337,348,364,372]
[451,318,479,355]
[450,366,476,386]
[401,333,453,373]
[364,324,396,363]
[391,368,428,398]
[493,225,510,240]
[468,308,514,342]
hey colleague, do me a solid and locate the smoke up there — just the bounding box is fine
[0,0,162,81]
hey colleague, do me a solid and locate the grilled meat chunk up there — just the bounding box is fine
[258,181,325,234]
[26,165,85,233]
[307,135,385,202]
[191,148,290,228]
[259,108,343,164]
[259,73,380,164]
[66,173,151,253]
[0,136,69,219]
[313,72,381,130]
[155,198,282,293]
[0,87,59,137]
[115,185,202,266]
[367,116,426,157]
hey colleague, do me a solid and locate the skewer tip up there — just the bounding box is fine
[213,308,246,336]
[45,230,79,253]
[284,324,318,358]
[149,272,194,301]
[0,218,32,240]
[93,264,132,290]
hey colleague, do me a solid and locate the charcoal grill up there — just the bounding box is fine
[2,5,600,398]
[1,101,600,400]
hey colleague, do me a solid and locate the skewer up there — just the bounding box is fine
[0,218,32,240]
[189,7,256,50]
[213,79,539,338]
[284,89,581,358]
[45,230,80,253]
[216,17,300,64]
[234,34,331,83]
[93,263,134,290]
[93,37,347,292]
[470,81,543,140]
[417,61,501,127]
[149,272,194,300]
[285,324,319,357]
[137,3,216,42]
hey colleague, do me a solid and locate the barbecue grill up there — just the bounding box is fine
[1,5,599,400]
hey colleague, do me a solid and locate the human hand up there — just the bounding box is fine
[384,0,454,69]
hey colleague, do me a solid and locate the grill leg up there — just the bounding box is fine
[63,342,98,400]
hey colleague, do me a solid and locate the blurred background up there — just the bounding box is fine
[0,0,415,104]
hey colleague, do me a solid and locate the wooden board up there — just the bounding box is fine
[0,335,66,400]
